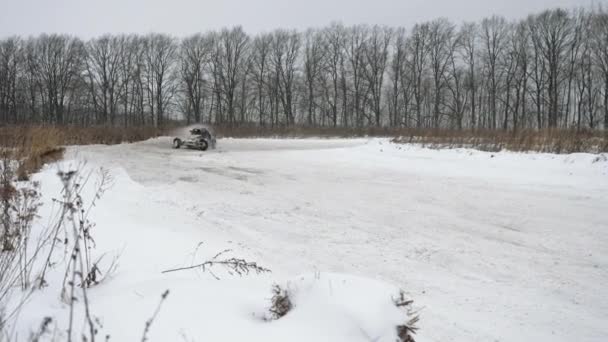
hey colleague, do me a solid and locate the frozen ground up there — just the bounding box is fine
[15,137,608,341]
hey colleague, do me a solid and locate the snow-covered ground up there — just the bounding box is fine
[14,138,608,341]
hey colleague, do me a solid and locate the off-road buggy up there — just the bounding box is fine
[172,127,216,151]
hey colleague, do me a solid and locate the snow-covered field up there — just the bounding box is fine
[15,138,608,341]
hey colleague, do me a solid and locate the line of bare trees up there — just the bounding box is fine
[1,6,608,130]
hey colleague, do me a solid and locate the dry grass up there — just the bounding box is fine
[215,125,608,154]
[392,128,608,154]
[0,125,168,179]
[59,126,169,145]
[0,127,65,180]
[1,124,603,180]
[0,125,168,147]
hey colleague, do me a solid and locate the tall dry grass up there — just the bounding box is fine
[214,124,608,154]
[392,128,608,153]
[0,125,167,179]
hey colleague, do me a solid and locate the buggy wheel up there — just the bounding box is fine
[199,140,209,151]
[173,138,182,149]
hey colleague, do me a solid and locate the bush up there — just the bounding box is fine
[0,163,113,341]
[0,152,42,335]
[268,284,292,320]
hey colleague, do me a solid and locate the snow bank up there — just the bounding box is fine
[10,158,415,342]
[264,273,408,342]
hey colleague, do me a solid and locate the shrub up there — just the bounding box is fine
[268,284,292,320]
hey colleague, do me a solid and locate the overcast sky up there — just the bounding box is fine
[0,0,597,38]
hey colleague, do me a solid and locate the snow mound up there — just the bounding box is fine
[13,158,417,342]
[90,273,414,342]
[262,273,412,342]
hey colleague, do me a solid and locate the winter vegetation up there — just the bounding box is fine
[0,6,608,131]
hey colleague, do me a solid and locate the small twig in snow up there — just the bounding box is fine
[141,289,170,342]
[161,249,270,278]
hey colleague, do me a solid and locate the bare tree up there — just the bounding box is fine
[591,8,608,129]
[32,35,85,125]
[407,23,431,128]
[428,19,457,128]
[563,9,587,128]
[363,25,392,126]
[213,27,250,126]
[85,35,124,125]
[0,37,22,124]
[116,35,143,126]
[510,21,531,131]
[389,27,408,127]
[533,9,573,128]
[460,23,479,128]
[270,29,301,125]
[446,30,467,129]
[251,33,272,126]
[322,23,347,127]
[142,34,177,127]
[303,29,325,126]
[481,16,509,129]
[180,34,213,124]
[346,25,369,127]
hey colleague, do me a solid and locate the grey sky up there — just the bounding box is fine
[0,0,596,38]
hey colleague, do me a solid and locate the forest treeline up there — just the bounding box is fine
[1,6,608,131]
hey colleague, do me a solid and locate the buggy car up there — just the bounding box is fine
[172,127,216,151]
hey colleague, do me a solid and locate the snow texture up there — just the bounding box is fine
[11,138,608,341]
